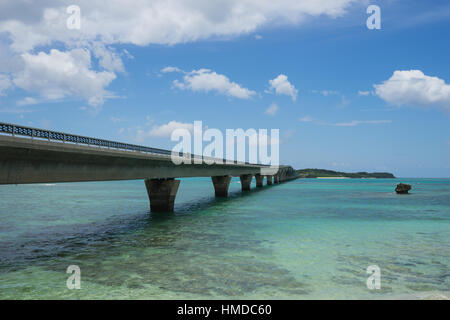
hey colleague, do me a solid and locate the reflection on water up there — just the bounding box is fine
[0,178,449,299]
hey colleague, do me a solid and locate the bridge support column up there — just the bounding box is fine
[255,174,264,188]
[274,175,279,184]
[239,174,253,191]
[145,178,180,212]
[211,175,232,197]
[267,175,273,185]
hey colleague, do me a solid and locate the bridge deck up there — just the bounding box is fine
[0,134,283,184]
[0,123,296,211]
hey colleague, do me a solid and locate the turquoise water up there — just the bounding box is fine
[0,178,449,299]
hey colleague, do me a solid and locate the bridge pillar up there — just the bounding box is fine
[266,175,273,185]
[255,174,264,188]
[239,174,253,191]
[274,175,279,184]
[145,178,180,212]
[211,175,232,197]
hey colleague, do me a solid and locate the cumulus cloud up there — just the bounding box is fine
[0,0,356,108]
[358,90,370,96]
[173,69,256,99]
[161,66,183,73]
[374,70,450,111]
[12,49,116,108]
[91,42,125,73]
[0,1,355,51]
[136,120,194,142]
[268,74,298,101]
[265,103,279,116]
[149,121,194,137]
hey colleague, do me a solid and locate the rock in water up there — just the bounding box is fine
[396,183,412,194]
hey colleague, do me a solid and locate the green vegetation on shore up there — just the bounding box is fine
[296,168,395,178]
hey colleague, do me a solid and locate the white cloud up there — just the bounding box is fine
[91,42,125,73]
[136,120,194,141]
[0,0,356,108]
[149,121,194,137]
[268,74,298,101]
[122,49,134,60]
[374,70,450,111]
[333,120,392,127]
[320,90,339,96]
[0,1,356,51]
[0,74,12,95]
[161,66,183,73]
[265,103,279,116]
[358,90,370,96]
[173,69,256,99]
[299,116,314,122]
[299,116,391,126]
[12,49,116,109]
[16,97,38,106]
[255,34,263,40]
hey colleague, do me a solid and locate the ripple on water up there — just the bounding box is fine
[0,178,449,299]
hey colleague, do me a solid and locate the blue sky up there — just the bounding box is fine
[0,0,449,177]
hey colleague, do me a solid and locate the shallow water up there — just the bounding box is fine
[0,178,449,299]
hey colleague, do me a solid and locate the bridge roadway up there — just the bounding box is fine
[0,122,298,212]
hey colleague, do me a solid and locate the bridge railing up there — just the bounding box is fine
[0,122,264,167]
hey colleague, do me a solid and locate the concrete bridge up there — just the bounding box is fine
[0,122,298,212]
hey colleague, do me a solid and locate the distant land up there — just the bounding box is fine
[296,168,396,179]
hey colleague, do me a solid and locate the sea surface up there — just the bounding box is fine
[0,178,449,299]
